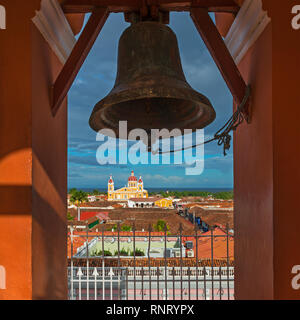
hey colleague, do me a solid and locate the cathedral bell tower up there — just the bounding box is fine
[138,176,143,191]
[108,175,114,192]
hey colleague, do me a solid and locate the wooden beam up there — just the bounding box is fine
[61,0,239,14]
[190,7,250,120]
[158,0,239,12]
[62,0,139,13]
[52,8,109,115]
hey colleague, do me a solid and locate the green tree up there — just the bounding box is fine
[69,188,77,195]
[153,219,169,232]
[111,224,132,232]
[213,191,234,200]
[147,190,233,199]
[92,189,101,195]
[121,225,132,232]
[67,212,74,221]
[70,190,88,205]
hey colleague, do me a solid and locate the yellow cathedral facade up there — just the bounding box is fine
[107,170,148,201]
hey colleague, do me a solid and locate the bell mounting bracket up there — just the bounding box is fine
[52,0,251,123]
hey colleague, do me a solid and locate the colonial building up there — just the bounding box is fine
[128,197,173,208]
[107,171,148,201]
[154,198,173,208]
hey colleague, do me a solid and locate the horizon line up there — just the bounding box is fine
[68,186,234,190]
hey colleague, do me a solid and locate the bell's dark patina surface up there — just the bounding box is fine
[89,21,216,137]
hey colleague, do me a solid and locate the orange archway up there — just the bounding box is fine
[0,0,300,300]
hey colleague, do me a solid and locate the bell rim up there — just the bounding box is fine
[89,85,216,135]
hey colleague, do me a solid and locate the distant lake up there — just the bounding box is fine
[69,187,233,193]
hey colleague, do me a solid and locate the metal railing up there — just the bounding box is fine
[68,223,234,300]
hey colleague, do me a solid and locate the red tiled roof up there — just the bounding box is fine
[129,197,161,202]
[96,213,109,220]
[69,231,165,237]
[183,228,234,260]
[80,211,108,221]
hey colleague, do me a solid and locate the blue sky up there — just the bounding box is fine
[68,12,233,189]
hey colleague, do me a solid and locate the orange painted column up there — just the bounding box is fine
[222,0,300,299]
[0,0,72,299]
[0,0,38,300]
[233,22,274,300]
[266,0,300,300]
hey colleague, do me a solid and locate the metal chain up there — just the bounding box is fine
[156,85,251,156]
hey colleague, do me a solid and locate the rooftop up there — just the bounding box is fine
[129,197,163,202]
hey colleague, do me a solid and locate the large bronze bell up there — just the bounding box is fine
[89,21,216,139]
